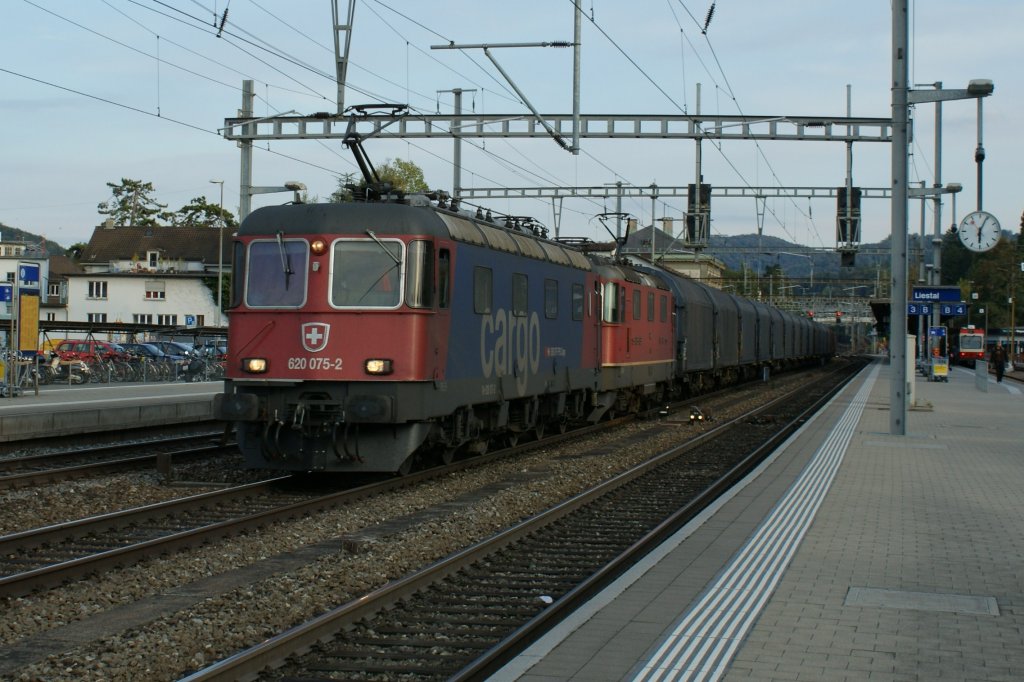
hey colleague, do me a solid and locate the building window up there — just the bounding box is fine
[133,314,153,324]
[148,251,159,268]
[87,312,107,323]
[88,281,108,299]
[48,282,61,297]
[195,314,205,326]
[45,312,56,321]
[145,281,166,300]
[158,314,178,326]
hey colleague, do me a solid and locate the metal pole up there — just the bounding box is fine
[931,84,943,331]
[212,180,224,326]
[239,80,255,222]
[453,88,463,199]
[890,0,910,435]
[572,2,581,155]
[694,83,703,244]
[975,97,985,210]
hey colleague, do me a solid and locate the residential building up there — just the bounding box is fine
[69,223,230,328]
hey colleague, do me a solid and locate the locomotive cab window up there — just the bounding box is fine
[632,289,641,320]
[245,238,309,308]
[405,240,434,309]
[330,238,403,308]
[438,248,451,309]
[603,282,621,323]
[648,292,655,321]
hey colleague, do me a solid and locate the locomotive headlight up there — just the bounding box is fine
[310,239,327,255]
[364,358,393,375]
[242,357,268,373]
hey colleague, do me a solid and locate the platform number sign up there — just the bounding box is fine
[18,262,40,290]
[907,303,932,316]
[0,284,11,303]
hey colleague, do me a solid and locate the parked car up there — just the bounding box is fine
[195,341,228,360]
[148,340,194,361]
[121,343,170,360]
[54,340,128,362]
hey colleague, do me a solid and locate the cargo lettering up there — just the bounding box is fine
[480,309,541,396]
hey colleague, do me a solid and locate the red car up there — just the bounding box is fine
[55,340,128,363]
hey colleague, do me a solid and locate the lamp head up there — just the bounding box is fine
[967,79,994,96]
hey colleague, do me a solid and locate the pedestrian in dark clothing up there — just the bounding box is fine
[991,342,1006,382]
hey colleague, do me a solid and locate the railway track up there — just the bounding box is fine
[0,432,232,490]
[0,421,222,457]
[0,410,629,599]
[182,361,863,681]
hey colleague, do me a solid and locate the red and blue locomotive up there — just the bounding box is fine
[215,196,832,474]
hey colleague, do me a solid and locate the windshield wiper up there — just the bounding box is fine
[365,230,401,265]
[276,231,294,289]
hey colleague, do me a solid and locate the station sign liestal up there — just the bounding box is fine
[911,286,961,303]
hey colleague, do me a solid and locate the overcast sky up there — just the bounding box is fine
[1,1,1021,251]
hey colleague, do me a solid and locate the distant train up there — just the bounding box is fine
[952,326,985,366]
[214,197,834,475]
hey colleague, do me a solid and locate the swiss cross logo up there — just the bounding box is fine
[301,322,330,353]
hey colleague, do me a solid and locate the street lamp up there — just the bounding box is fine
[209,179,225,327]
[889,55,994,435]
[243,181,307,222]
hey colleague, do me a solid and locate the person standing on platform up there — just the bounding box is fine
[991,342,1007,383]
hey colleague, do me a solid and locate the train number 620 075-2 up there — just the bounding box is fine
[287,357,343,371]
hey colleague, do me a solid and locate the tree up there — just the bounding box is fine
[330,159,430,202]
[330,172,357,203]
[167,196,238,229]
[377,158,429,193]
[97,179,167,227]
[67,242,88,260]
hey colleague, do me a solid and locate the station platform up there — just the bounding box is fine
[0,382,220,442]
[498,359,1024,681]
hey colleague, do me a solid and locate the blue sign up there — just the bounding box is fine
[912,286,961,303]
[907,303,932,316]
[185,315,196,326]
[0,284,10,303]
[928,326,947,337]
[18,262,40,287]
[939,303,967,316]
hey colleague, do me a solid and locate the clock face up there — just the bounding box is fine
[958,210,1000,253]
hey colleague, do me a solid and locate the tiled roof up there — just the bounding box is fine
[47,254,84,276]
[81,225,230,265]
